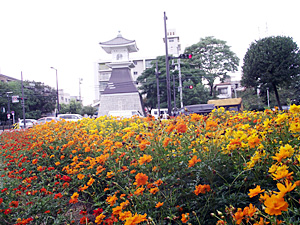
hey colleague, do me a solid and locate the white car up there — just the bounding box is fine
[108,110,143,118]
[19,119,37,128]
[36,117,60,124]
[57,114,83,122]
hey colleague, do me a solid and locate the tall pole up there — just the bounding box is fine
[21,72,26,128]
[267,87,270,108]
[164,12,172,115]
[79,78,83,102]
[155,61,160,119]
[50,67,59,116]
[178,58,183,108]
[173,73,176,109]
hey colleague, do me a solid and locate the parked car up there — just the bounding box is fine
[150,108,168,119]
[108,110,143,118]
[36,117,59,124]
[19,119,37,128]
[57,114,83,122]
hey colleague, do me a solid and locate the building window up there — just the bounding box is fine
[218,87,228,95]
[99,81,108,91]
[133,61,137,65]
[133,71,138,75]
[145,60,152,68]
[169,39,174,42]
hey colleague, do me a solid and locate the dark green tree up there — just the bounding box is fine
[185,36,240,96]
[0,80,57,121]
[81,105,98,116]
[137,56,210,110]
[242,36,300,110]
[59,99,82,114]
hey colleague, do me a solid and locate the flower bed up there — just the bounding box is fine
[0,106,300,225]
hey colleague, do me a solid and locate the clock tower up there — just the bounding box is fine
[97,32,144,116]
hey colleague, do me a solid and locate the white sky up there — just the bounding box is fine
[0,0,299,105]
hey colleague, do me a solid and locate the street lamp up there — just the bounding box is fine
[79,78,83,102]
[50,67,59,117]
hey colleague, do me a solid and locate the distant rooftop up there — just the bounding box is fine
[0,74,19,82]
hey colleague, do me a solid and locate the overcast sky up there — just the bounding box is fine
[0,0,299,105]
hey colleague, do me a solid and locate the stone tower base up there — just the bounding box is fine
[98,92,144,117]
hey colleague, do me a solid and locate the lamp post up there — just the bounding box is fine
[50,67,59,116]
[79,78,83,102]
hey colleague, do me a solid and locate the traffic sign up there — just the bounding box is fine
[12,96,19,103]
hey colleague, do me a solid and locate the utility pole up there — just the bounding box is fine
[21,72,26,128]
[164,12,172,116]
[79,78,83,102]
[177,58,183,108]
[155,61,161,119]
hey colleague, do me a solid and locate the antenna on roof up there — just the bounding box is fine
[117,31,122,37]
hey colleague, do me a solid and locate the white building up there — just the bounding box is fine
[94,57,155,103]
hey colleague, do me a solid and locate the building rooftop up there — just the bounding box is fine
[99,32,138,53]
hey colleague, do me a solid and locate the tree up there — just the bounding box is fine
[137,56,210,110]
[0,80,56,121]
[185,36,239,96]
[59,99,82,114]
[242,36,300,110]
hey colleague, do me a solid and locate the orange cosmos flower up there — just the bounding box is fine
[248,185,265,198]
[181,213,189,223]
[165,124,175,134]
[155,202,164,208]
[243,203,257,218]
[124,213,147,225]
[119,211,132,221]
[32,159,38,164]
[77,174,85,180]
[272,168,293,180]
[264,194,288,215]
[176,123,187,133]
[106,195,118,206]
[188,155,201,167]
[87,178,95,186]
[275,180,296,197]
[233,208,244,225]
[163,137,172,147]
[138,154,152,165]
[149,187,159,195]
[107,171,115,178]
[54,193,63,199]
[134,187,145,196]
[9,201,19,208]
[194,184,211,195]
[112,205,122,216]
[135,173,148,186]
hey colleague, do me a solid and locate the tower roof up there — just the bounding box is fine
[100,32,139,53]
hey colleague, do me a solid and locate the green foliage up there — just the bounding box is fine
[242,36,300,109]
[59,100,97,116]
[59,99,82,114]
[137,56,211,109]
[185,36,240,96]
[0,81,56,121]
